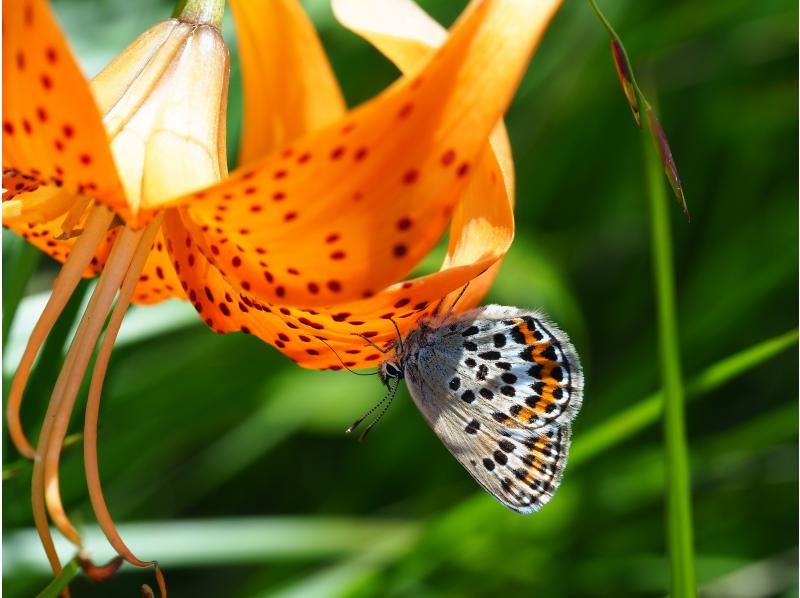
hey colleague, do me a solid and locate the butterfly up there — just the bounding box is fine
[349,304,583,514]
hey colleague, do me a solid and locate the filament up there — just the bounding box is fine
[83,214,168,595]
[17,206,168,597]
[40,225,145,543]
[7,205,114,459]
[30,222,144,577]
[57,195,94,239]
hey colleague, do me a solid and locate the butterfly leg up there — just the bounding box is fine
[433,282,471,320]
[354,334,393,354]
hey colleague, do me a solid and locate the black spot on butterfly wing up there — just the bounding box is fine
[540,345,558,361]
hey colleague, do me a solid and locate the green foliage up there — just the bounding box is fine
[3,1,797,596]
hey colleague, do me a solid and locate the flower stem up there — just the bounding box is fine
[643,92,697,597]
[173,0,225,27]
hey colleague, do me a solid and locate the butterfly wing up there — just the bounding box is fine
[406,365,571,513]
[403,304,582,514]
[427,305,583,432]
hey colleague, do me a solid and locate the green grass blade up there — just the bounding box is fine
[35,557,81,598]
[644,95,697,597]
[571,329,798,466]
[2,239,41,349]
[6,518,421,574]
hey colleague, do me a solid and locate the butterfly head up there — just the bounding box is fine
[378,360,404,387]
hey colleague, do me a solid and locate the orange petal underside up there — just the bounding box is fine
[3,183,115,276]
[165,210,484,368]
[230,0,346,163]
[168,0,559,309]
[130,226,185,304]
[2,0,129,221]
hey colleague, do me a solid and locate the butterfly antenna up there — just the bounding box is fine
[317,337,379,376]
[346,385,392,434]
[358,378,400,442]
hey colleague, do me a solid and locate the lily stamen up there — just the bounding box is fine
[24,213,166,593]
[84,214,166,574]
[56,194,94,239]
[30,218,146,567]
[7,204,115,459]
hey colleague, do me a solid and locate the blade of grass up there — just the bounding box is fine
[35,556,80,598]
[5,517,421,574]
[2,238,41,349]
[257,526,419,598]
[571,329,798,465]
[644,92,697,597]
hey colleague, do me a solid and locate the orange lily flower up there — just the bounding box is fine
[2,0,560,589]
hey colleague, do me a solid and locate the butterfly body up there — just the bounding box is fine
[380,305,583,514]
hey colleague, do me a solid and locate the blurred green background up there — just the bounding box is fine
[3,0,798,596]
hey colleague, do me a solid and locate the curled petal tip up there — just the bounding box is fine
[610,39,641,127]
[646,108,689,221]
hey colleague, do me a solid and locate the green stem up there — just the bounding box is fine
[173,0,225,27]
[35,557,81,598]
[644,95,697,597]
[2,239,41,349]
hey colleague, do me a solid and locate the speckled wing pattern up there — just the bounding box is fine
[403,305,583,513]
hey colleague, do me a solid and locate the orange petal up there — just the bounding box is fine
[334,0,517,312]
[3,186,117,277]
[169,0,560,307]
[230,0,346,163]
[130,226,185,304]
[3,184,182,303]
[3,0,129,221]
[165,209,437,368]
[167,150,509,369]
[332,0,447,74]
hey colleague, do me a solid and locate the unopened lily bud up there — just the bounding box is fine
[93,16,229,214]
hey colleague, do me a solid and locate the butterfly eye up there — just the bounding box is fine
[384,363,401,378]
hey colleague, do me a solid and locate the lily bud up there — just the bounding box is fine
[91,17,229,214]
